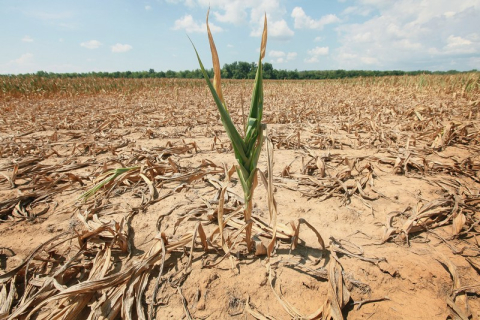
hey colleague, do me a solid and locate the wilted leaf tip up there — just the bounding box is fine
[260,13,268,60]
[206,8,225,107]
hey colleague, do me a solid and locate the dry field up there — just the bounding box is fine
[0,75,479,319]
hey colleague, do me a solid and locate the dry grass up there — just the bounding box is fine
[0,73,479,319]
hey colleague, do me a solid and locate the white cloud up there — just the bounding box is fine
[269,50,284,63]
[334,0,480,70]
[168,0,291,40]
[0,53,35,74]
[194,0,287,25]
[185,0,196,7]
[166,0,195,6]
[249,0,287,24]
[308,47,329,56]
[268,50,297,63]
[446,35,472,47]
[26,11,73,20]
[44,63,84,73]
[212,1,247,25]
[25,11,78,29]
[12,53,34,65]
[342,6,357,15]
[251,18,294,40]
[111,43,133,53]
[361,57,378,65]
[339,53,357,60]
[168,0,278,24]
[22,36,33,43]
[80,40,102,49]
[145,5,152,11]
[269,50,285,58]
[227,44,234,48]
[394,39,422,50]
[443,34,477,54]
[269,19,294,40]
[287,52,297,60]
[342,6,373,17]
[305,46,329,63]
[292,7,340,30]
[172,14,222,33]
[304,57,318,63]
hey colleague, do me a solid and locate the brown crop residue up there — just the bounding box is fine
[0,75,479,319]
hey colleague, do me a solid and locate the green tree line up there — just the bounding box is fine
[3,62,477,80]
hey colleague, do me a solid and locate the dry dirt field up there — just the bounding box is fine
[0,75,479,319]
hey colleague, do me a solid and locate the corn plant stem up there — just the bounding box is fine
[241,91,246,135]
[190,12,267,253]
[244,192,254,251]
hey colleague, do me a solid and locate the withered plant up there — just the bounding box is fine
[190,11,268,251]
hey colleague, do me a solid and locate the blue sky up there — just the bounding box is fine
[1,0,479,74]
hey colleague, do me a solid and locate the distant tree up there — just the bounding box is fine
[222,63,233,79]
[191,69,202,78]
[275,69,288,80]
[263,62,274,79]
[247,62,257,79]
[234,61,251,79]
[4,63,474,80]
[165,70,176,78]
[36,71,48,77]
[288,69,299,79]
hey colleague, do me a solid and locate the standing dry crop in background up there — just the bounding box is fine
[190,11,267,251]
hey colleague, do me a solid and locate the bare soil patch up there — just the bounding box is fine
[1,77,479,319]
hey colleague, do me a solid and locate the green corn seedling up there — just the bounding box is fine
[190,11,267,251]
[80,166,140,200]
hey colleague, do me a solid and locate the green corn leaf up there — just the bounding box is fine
[245,128,264,172]
[244,117,258,147]
[192,11,267,214]
[191,11,267,251]
[80,166,139,200]
[236,166,249,196]
[248,58,264,123]
[189,38,248,164]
